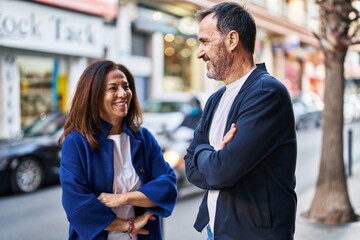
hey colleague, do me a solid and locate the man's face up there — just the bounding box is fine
[197,13,232,81]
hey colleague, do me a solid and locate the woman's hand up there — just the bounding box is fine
[131,211,156,235]
[98,191,156,208]
[98,192,125,208]
[104,211,155,234]
[220,123,237,149]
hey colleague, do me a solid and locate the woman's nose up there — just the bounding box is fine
[117,88,127,98]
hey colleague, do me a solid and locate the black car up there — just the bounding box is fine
[0,112,66,194]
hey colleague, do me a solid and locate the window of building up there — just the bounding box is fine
[17,56,67,127]
[163,33,197,91]
[132,29,149,57]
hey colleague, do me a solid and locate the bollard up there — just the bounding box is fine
[348,129,352,177]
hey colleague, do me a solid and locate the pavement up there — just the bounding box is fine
[295,164,360,240]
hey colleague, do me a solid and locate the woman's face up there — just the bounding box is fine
[100,69,132,129]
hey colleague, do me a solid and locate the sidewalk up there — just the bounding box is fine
[295,164,360,240]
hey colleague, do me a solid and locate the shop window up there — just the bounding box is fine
[163,33,197,92]
[132,30,149,57]
[17,56,67,127]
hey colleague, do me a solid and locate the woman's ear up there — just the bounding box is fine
[226,30,239,51]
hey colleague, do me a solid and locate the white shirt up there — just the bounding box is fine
[207,68,255,233]
[107,133,142,240]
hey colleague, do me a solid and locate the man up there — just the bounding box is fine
[184,2,297,240]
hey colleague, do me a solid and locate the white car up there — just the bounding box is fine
[142,93,193,131]
[142,92,209,146]
[141,92,210,191]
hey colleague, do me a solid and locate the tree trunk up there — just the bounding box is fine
[302,0,359,224]
[303,49,357,224]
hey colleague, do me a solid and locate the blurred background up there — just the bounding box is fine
[0,0,359,239]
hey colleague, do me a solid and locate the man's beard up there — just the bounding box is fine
[206,45,232,81]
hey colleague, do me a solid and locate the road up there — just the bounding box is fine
[0,122,359,240]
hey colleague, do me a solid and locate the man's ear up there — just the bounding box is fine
[226,30,239,51]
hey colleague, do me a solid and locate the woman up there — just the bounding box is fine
[59,60,177,240]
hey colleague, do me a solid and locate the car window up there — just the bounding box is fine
[22,112,67,137]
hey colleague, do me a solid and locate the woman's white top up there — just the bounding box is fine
[207,68,255,234]
[107,133,142,240]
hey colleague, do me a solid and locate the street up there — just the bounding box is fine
[0,122,359,240]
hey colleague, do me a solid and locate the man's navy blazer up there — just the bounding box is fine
[185,63,297,240]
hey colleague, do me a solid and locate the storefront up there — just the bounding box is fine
[0,1,105,138]
[134,5,202,94]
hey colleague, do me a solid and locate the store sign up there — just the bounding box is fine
[34,0,118,20]
[0,1,104,58]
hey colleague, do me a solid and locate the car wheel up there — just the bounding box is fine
[11,158,44,193]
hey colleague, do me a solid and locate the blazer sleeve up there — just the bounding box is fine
[60,134,116,239]
[184,91,223,190]
[137,129,178,218]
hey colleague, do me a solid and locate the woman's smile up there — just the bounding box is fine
[113,101,128,112]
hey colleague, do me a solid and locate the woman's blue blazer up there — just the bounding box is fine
[60,120,177,240]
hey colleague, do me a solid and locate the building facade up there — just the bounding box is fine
[0,0,358,139]
[0,0,110,137]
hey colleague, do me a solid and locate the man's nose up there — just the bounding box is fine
[197,45,204,59]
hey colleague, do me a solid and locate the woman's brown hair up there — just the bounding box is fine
[58,60,142,150]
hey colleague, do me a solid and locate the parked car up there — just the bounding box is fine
[142,92,192,127]
[142,92,208,147]
[292,92,324,130]
[0,112,66,194]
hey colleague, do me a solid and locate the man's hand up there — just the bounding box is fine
[220,123,237,149]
